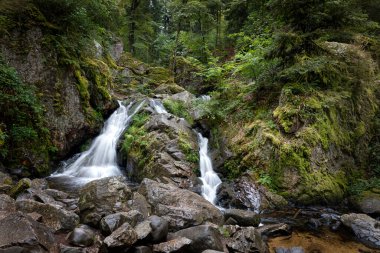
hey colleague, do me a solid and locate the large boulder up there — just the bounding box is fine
[138,179,223,230]
[78,177,132,226]
[341,213,380,249]
[16,199,79,232]
[169,225,224,253]
[223,209,260,227]
[126,112,199,189]
[222,225,267,253]
[350,190,380,214]
[0,212,58,252]
[153,237,192,253]
[67,224,95,247]
[100,210,144,235]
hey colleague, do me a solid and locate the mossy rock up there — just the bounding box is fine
[350,190,380,214]
[9,178,31,198]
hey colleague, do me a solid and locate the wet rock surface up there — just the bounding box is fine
[341,213,380,249]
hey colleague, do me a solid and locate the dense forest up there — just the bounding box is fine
[0,0,380,252]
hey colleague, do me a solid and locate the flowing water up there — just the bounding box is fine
[150,99,168,114]
[198,133,222,205]
[52,101,143,180]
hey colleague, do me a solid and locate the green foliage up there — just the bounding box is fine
[178,131,199,164]
[121,112,150,153]
[0,57,51,174]
[349,178,380,195]
[163,99,193,124]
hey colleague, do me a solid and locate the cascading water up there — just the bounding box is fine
[52,101,143,180]
[198,133,222,205]
[150,99,168,114]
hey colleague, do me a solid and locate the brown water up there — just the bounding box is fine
[268,228,379,253]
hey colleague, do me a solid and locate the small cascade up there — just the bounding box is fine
[52,101,143,179]
[150,99,168,114]
[198,133,222,205]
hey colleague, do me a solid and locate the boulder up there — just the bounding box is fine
[78,177,132,226]
[104,222,138,249]
[0,212,58,252]
[30,178,48,190]
[68,225,95,247]
[139,179,223,230]
[148,215,169,243]
[169,225,224,253]
[135,220,152,241]
[256,223,291,238]
[100,210,144,235]
[129,192,152,218]
[223,209,260,227]
[350,190,380,214]
[202,251,224,253]
[222,225,267,253]
[16,199,79,231]
[132,246,153,253]
[60,244,85,253]
[9,178,31,198]
[0,172,12,194]
[341,213,380,249]
[0,194,15,212]
[153,237,192,253]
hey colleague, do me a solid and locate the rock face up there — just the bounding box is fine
[100,211,144,235]
[0,27,117,174]
[222,225,268,253]
[0,212,58,252]
[138,179,223,230]
[78,177,132,226]
[153,237,192,253]
[16,199,79,232]
[341,213,380,249]
[126,111,199,189]
[223,209,260,227]
[170,225,224,253]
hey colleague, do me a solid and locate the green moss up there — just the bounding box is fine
[163,99,193,125]
[74,69,90,106]
[9,178,31,198]
[178,131,199,164]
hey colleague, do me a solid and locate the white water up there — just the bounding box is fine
[150,99,168,114]
[198,133,222,205]
[53,101,143,179]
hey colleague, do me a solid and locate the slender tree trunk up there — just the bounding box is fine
[128,0,140,55]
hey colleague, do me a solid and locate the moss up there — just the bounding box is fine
[178,131,199,164]
[163,99,193,125]
[9,178,31,198]
[74,69,90,106]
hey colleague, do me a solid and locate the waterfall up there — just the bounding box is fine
[53,101,143,179]
[150,99,168,114]
[198,133,222,205]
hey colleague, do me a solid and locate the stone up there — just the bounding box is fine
[169,225,224,253]
[78,177,132,226]
[148,215,169,243]
[0,212,58,252]
[104,222,138,249]
[30,178,48,190]
[0,194,15,212]
[100,210,144,235]
[202,251,224,253]
[350,190,380,214]
[60,244,85,253]
[223,225,267,253]
[9,178,31,198]
[68,225,95,247]
[256,223,291,238]
[275,247,305,253]
[16,199,79,232]
[44,189,70,200]
[153,237,192,253]
[139,179,223,231]
[129,192,152,218]
[341,213,380,249]
[26,212,43,222]
[135,220,152,241]
[223,209,260,227]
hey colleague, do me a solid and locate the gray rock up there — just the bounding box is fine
[129,192,151,218]
[0,194,15,212]
[104,222,138,249]
[100,210,144,235]
[223,209,260,227]
[170,225,224,253]
[78,177,132,226]
[256,223,291,238]
[223,225,267,253]
[60,244,85,253]
[275,247,304,253]
[0,212,58,252]
[148,215,169,243]
[9,178,31,198]
[350,190,380,214]
[16,199,79,232]
[139,179,223,231]
[135,220,152,240]
[44,189,70,200]
[341,213,380,249]
[153,237,192,253]
[202,251,224,253]
[30,178,48,190]
[68,225,95,247]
